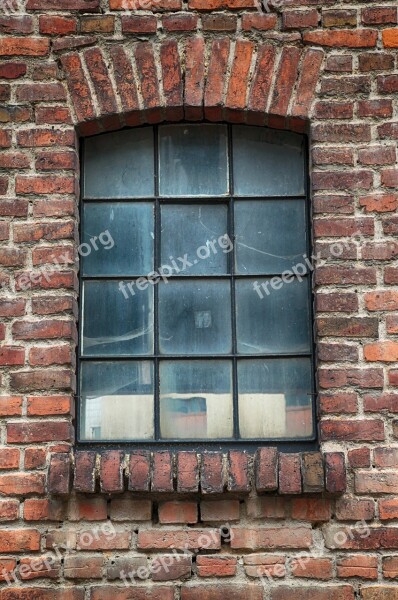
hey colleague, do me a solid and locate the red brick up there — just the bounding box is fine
[184,36,205,120]
[383,29,398,47]
[0,346,25,366]
[0,62,26,79]
[322,420,384,442]
[325,452,347,493]
[279,453,302,494]
[291,498,331,522]
[271,587,354,600]
[348,447,371,469]
[284,9,319,28]
[0,529,40,553]
[226,40,254,111]
[337,555,377,579]
[151,555,192,581]
[177,451,199,493]
[323,9,357,27]
[60,53,95,122]
[24,447,46,470]
[204,38,230,121]
[122,15,157,34]
[7,421,72,444]
[291,557,332,580]
[230,527,312,550]
[355,471,398,494]
[128,450,150,492]
[99,450,124,494]
[162,14,198,31]
[182,587,262,600]
[201,500,240,522]
[109,498,151,521]
[138,530,221,551]
[152,451,173,492]
[0,38,49,56]
[228,450,250,492]
[159,501,197,524]
[270,46,300,116]
[0,499,19,522]
[242,13,276,30]
[0,448,20,470]
[201,452,224,494]
[196,555,237,577]
[362,7,397,24]
[380,499,398,521]
[76,529,130,551]
[0,396,22,416]
[383,556,398,578]
[80,15,115,33]
[336,497,375,521]
[202,14,237,31]
[304,30,378,47]
[39,15,77,35]
[91,588,173,600]
[74,451,96,493]
[64,554,104,579]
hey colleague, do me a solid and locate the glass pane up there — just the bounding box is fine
[159,280,232,355]
[161,204,231,275]
[82,281,153,356]
[82,203,154,276]
[159,124,229,197]
[236,278,311,355]
[80,361,154,440]
[84,127,154,198]
[235,200,307,275]
[233,126,305,197]
[238,358,313,439]
[160,361,233,439]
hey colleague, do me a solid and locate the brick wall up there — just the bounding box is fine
[0,0,398,598]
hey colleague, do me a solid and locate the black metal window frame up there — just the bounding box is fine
[77,122,317,451]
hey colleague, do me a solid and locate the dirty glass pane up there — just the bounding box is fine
[82,202,154,276]
[160,204,230,275]
[238,358,313,439]
[160,360,233,439]
[159,280,232,355]
[236,278,311,355]
[159,124,229,197]
[234,200,307,275]
[82,281,153,356]
[84,127,154,198]
[233,126,305,197]
[80,361,154,440]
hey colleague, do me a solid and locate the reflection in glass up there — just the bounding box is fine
[160,361,233,439]
[238,358,313,439]
[80,361,154,440]
[159,280,232,355]
[234,200,307,274]
[161,204,230,275]
[233,126,305,197]
[159,124,229,197]
[82,203,154,276]
[82,281,153,356]
[236,278,311,354]
[84,127,154,198]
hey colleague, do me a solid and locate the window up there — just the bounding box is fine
[78,124,314,444]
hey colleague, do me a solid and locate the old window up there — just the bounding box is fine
[78,124,314,444]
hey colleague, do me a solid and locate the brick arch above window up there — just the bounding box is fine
[58,38,324,135]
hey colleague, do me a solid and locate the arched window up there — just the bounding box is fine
[78,123,314,445]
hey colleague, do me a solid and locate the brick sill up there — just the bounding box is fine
[48,449,347,496]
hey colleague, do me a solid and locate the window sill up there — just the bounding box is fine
[48,449,347,496]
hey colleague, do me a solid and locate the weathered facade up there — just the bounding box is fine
[0,0,398,598]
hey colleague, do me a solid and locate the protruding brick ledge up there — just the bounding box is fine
[48,449,347,496]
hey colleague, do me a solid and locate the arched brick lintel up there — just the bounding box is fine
[59,37,325,137]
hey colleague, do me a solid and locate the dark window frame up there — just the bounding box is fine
[77,122,317,451]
